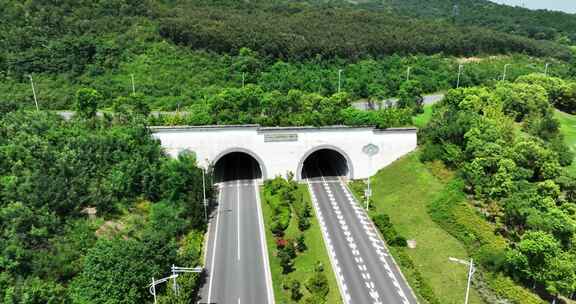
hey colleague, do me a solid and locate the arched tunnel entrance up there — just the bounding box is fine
[213,152,263,183]
[301,149,350,179]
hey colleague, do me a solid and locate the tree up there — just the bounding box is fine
[397,80,424,114]
[506,231,576,297]
[70,238,165,304]
[75,88,101,119]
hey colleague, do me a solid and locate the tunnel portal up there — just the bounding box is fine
[213,152,263,183]
[301,149,349,179]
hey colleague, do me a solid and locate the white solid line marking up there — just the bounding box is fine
[254,182,276,304]
[207,185,223,304]
[237,179,241,262]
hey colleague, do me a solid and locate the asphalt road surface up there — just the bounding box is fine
[198,178,273,304]
[305,165,417,304]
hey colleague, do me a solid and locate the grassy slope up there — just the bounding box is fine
[261,185,342,304]
[556,110,576,175]
[366,153,484,304]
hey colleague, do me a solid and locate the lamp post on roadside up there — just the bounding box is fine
[147,266,203,303]
[202,167,208,222]
[28,75,39,112]
[456,64,464,88]
[502,64,511,81]
[362,144,380,210]
[338,69,343,93]
[449,257,475,304]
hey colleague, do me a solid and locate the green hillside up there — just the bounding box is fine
[355,0,576,44]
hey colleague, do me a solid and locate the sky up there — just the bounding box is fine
[489,0,576,14]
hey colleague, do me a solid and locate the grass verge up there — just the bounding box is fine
[412,104,434,128]
[351,152,545,304]
[556,110,576,175]
[350,153,484,304]
[261,184,342,304]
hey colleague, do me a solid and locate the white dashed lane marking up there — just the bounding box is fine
[336,180,411,304]
[307,181,352,304]
[319,178,382,304]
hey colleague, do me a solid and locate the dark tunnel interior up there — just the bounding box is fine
[213,152,262,183]
[301,149,349,179]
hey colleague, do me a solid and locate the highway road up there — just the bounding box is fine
[198,177,273,304]
[305,165,417,304]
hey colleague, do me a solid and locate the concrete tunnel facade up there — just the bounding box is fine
[151,125,417,181]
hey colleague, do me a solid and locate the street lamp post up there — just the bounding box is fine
[28,75,39,112]
[362,144,380,210]
[202,167,208,222]
[338,69,343,93]
[147,266,203,303]
[456,64,464,88]
[502,64,511,81]
[449,257,475,304]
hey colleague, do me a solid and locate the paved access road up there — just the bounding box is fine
[305,167,417,304]
[198,179,274,304]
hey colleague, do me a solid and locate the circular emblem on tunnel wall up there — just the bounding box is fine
[362,143,379,156]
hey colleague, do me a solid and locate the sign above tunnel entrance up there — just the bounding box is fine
[264,133,298,142]
[362,143,379,156]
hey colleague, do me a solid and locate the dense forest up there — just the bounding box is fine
[0,104,212,302]
[1,0,575,112]
[349,0,576,45]
[158,3,570,60]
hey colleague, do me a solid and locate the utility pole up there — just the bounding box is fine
[502,64,511,81]
[545,63,550,77]
[449,257,475,304]
[406,66,411,81]
[338,69,343,93]
[456,64,464,88]
[130,74,136,95]
[28,75,39,112]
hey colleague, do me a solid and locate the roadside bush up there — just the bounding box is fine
[296,234,307,252]
[290,280,303,301]
[278,249,295,274]
[372,214,407,247]
[305,262,329,300]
